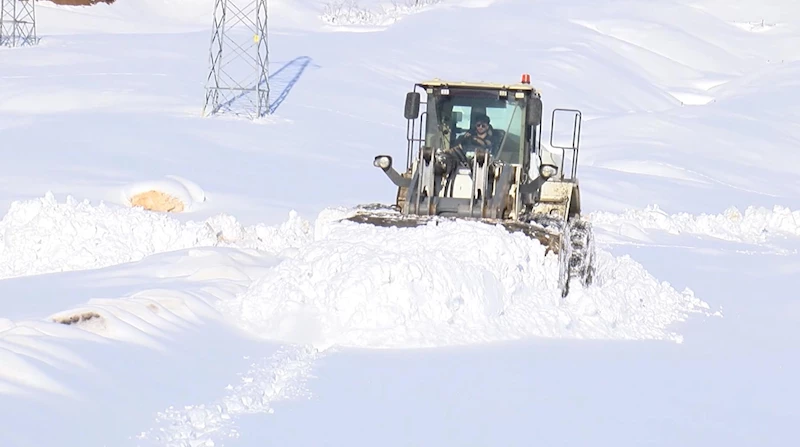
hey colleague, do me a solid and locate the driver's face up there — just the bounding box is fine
[475,121,489,132]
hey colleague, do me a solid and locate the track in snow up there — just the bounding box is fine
[139,344,321,447]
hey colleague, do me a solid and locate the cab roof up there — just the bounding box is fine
[417,78,541,95]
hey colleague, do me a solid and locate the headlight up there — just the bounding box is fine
[374,155,392,170]
[539,164,558,179]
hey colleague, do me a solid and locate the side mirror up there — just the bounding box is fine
[404,92,421,120]
[527,96,542,126]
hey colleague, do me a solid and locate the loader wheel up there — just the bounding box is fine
[568,218,596,288]
[557,221,572,298]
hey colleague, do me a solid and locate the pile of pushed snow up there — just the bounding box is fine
[221,208,712,348]
[590,204,800,244]
[0,193,311,279]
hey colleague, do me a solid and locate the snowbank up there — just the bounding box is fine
[320,0,446,28]
[222,208,712,348]
[0,193,311,280]
[590,204,800,245]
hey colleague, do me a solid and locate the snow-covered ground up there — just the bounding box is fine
[1,0,799,445]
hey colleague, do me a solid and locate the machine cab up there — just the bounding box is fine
[402,78,544,175]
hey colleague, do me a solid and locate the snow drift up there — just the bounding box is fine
[591,204,800,245]
[0,192,310,280]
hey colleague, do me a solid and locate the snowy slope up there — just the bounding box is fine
[1,0,799,445]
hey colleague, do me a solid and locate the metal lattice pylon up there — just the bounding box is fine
[0,0,37,48]
[203,0,270,119]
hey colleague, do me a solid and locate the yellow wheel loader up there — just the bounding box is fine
[347,75,596,297]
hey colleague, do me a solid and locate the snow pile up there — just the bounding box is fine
[590,204,800,245]
[0,193,312,280]
[221,208,712,348]
[320,0,444,27]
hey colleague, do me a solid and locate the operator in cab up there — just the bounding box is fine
[449,112,501,157]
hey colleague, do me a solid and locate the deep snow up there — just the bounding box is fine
[1,0,799,446]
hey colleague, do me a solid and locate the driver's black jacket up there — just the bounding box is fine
[454,126,500,151]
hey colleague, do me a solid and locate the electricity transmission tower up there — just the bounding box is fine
[0,0,37,48]
[203,0,270,119]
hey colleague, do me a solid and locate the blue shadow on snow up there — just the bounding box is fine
[214,56,315,116]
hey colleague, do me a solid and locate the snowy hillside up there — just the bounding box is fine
[1,0,799,446]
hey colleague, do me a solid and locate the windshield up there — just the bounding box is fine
[424,88,526,164]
